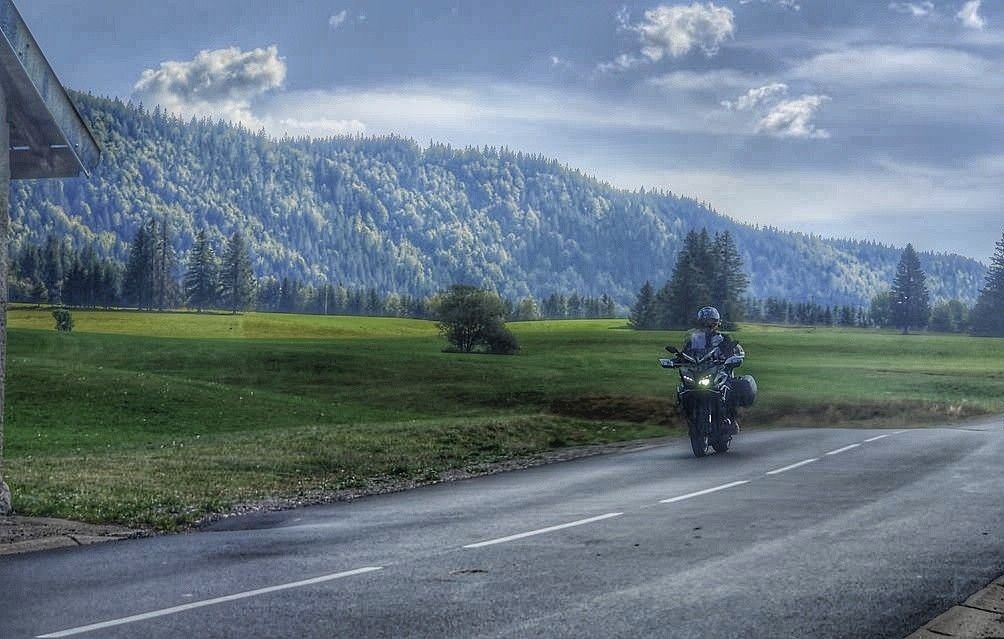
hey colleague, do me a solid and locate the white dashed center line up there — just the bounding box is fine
[766,458,818,475]
[660,480,750,503]
[825,443,861,456]
[464,512,624,549]
[36,567,384,638]
[864,434,890,443]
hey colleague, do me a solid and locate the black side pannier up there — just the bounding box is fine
[732,375,757,407]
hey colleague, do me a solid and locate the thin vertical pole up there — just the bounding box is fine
[0,85,10,515]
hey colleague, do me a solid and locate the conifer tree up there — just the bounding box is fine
[154,219,179,311]
[629,281,657,329]
[220,231,255,314]
[665,230,709,328]
[183,229,219,311]
[710,231,749,329]
[971,232,1004,337]
[124,220,157,310]
[42,235,65,305]
[890,243,931,334]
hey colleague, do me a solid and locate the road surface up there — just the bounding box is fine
[2,420,1002,638]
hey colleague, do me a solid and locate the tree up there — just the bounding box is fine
[183,229,219,312]
[709,231,749,329]
[869,291,893,328]
[154,219,179,311]
[971,231,1004,337]
[123,220,157,310]
[433,284,518,354]
[890,244,931,334]
[220,232,256,314]
[42,235,66,304]
[664,230,711,328]
[629,281,657,329]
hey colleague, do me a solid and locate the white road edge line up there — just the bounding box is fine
[660,480,750,504]
[766,458,818,475]
[864,434,890,443]
[463,513,623,549]
[36,566,384,638]
[825,443,861,456]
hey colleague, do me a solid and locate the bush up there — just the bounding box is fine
[433,284,518,355]
[485,324,519,355]
[52,307,74,332]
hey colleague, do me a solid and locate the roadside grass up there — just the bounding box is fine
[4,309,1003,529]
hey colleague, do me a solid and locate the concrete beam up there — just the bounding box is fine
[0,0,100,178]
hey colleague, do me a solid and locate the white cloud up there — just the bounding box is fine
[256,81,734,145]
[722,82,788,110]
[637,3,736,60]
[329,10,349,30]
[273,117,366,137]
[888,2,935,17]
[133,46,286,126]
[647,69,759,92]
[957,0,986,29]
[596,53,646,73]
[755,95,831,139]
[790,46,1004,93]
[739,0,800,10]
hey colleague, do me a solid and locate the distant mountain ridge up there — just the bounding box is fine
[9,93,986,307]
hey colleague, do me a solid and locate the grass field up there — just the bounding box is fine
[5,307,1003,529]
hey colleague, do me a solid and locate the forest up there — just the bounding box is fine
[8,93,987,308]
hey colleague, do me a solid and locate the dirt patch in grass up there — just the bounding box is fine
[549,395,990,430]
[747,398,989,428]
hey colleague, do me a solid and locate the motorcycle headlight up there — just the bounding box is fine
[698,377,711,387]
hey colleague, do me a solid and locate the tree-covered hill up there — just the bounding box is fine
[10,93,986,306]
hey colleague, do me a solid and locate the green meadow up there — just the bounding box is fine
[5,307,1003,529]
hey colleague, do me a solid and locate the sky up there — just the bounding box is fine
[20,0,1004,263]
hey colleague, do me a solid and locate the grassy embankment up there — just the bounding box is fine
[5,307,1003,529]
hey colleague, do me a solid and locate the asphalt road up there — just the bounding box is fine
[2,420,1002,639]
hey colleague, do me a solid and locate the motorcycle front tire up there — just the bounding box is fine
[690,405,711,457]
[711,404,731,453]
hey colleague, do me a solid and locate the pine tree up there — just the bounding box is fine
[220,231,255,314]
[890,243,931,334]
[710,231,749,329]
[124,220,157,310]
[42,235,65,305]
[154,219,179,311]
[664,230,709,328]
[183,229,219,312]
[629,281,657,329]
[971,231,1004,337]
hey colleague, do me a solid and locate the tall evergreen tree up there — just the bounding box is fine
[123,220,157,310]
[629,281,657,329]
[154,219,180,311]
[664,230,710,328]
[220,231,255,314]
[183,229,219,312]
[970,231,1004,337]
[890,243,931,334]
[42,235,66,305]
[710,231,749,329]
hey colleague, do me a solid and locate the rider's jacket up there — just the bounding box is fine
[681,330,741,360]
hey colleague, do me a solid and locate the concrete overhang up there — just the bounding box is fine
[0,0,100,179]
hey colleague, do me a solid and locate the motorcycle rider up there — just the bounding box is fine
[674,306,745,431]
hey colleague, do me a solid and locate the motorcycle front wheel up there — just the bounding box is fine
[711,403,731,453]
[689,405,711,457]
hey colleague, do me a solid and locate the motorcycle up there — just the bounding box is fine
[660,345,745,457]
